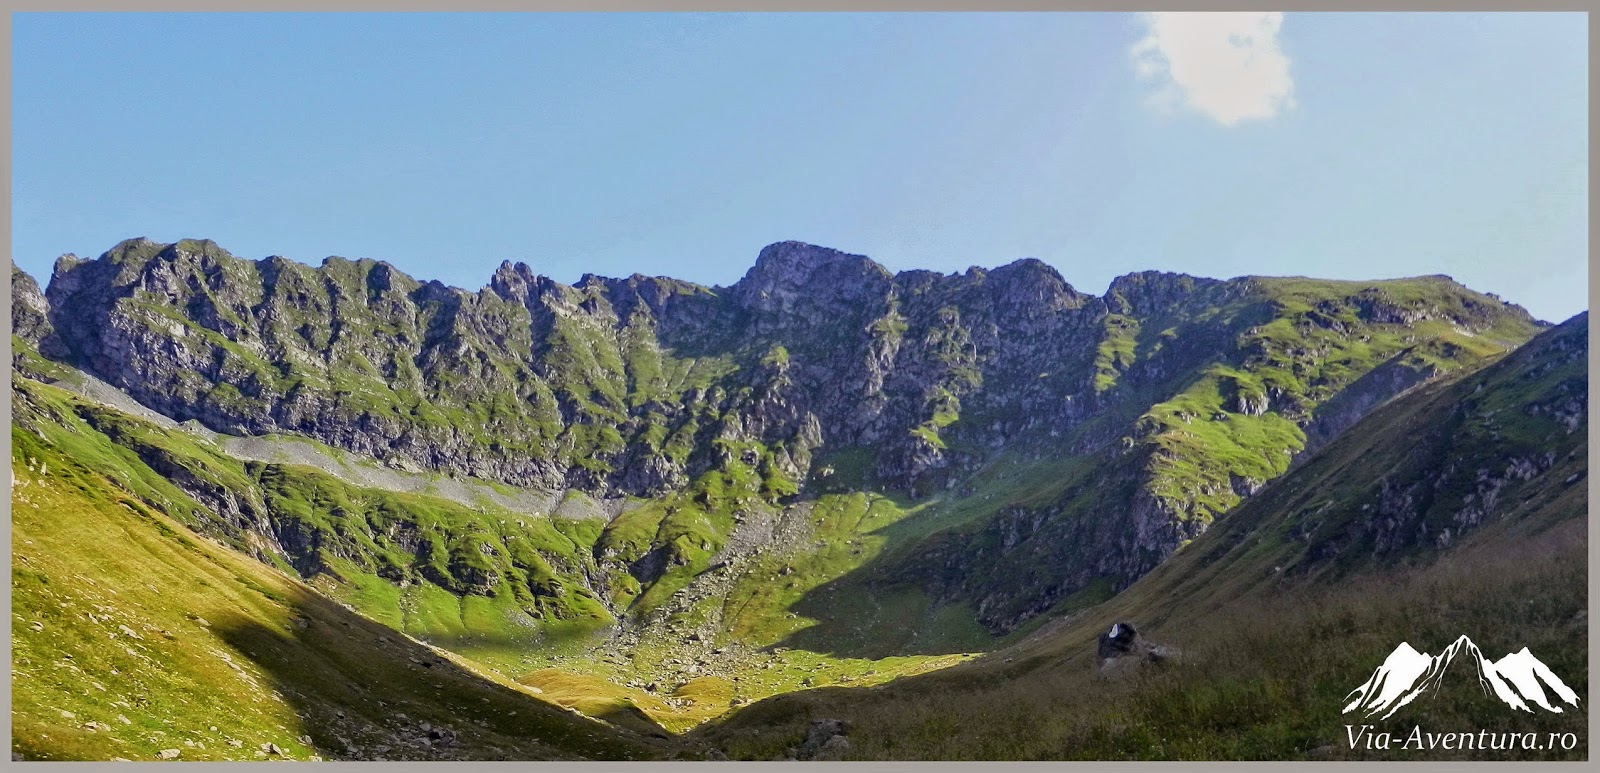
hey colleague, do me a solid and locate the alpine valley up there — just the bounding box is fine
[10,238,1588,761]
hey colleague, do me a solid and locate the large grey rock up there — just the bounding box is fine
[11,266,53,350]
[1097,621,1176,674]
[796,718,850,760]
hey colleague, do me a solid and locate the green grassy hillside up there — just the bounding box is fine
[10,414,661,761]
[688,313,1588,761]
[8,372,979,739]
[24,242,1548,644]
[10,243,1575,759]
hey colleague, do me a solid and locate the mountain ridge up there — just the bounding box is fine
[12,237,1548,638]
[685,312,1586,761]
[9,239,1584,760]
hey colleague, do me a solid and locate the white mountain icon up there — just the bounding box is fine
[1343,635,1581,719]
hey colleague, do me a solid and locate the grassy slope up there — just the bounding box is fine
[1106,274,1543,527]
[43,248,1545,638]
[8,328,1542,741]
[10,432,660,761]
[8,267,1555,746]
[10,374,619,641]
[488,487,991,733]
[820,275,1545,636]
[7,373,976,737]
[689,315,1587,761]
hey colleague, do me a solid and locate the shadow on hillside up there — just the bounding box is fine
[756,491,1009,660]
[211,585,662,761]
[593,704,672,740]
[690,475,1591,761]
[414,622,613,662]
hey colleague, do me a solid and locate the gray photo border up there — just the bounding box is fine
[1,3,1593,773]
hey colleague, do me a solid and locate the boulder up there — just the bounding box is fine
[1096,621,1175,673]
[796,718,850,760]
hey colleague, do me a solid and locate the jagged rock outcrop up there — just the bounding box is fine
[13,237,1550,634]
[11,265,53,351]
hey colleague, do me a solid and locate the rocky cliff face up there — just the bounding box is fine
[11,265,52,350]
[15,237,1549,633]
[1343,312,1587,559]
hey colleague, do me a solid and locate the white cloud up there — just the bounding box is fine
[1131,12,1296,127]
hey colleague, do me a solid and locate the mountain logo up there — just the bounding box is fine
[1343,635,1581,719]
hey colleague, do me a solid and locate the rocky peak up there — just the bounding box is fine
[984,257,1085,311]
[1105,271,1221,315]
[747,240,876,279]
[987,256,1058,280]
[51,252,84,277]
[100,237,163,266]
[164,237,228,260]
[415,279,463,307]
[11,266,52,347]
[134,240,250,290]
[362,260,420,299]
[576,273,610,292]
[731,241,892,313]
[84,238,250,301]
[592,274,704,326]
[488,260,538,303]
[891,268,946,290]
[48,246,129,312]
[255,254,295,272]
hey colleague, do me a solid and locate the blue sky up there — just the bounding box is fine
[12,12,1588,321]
